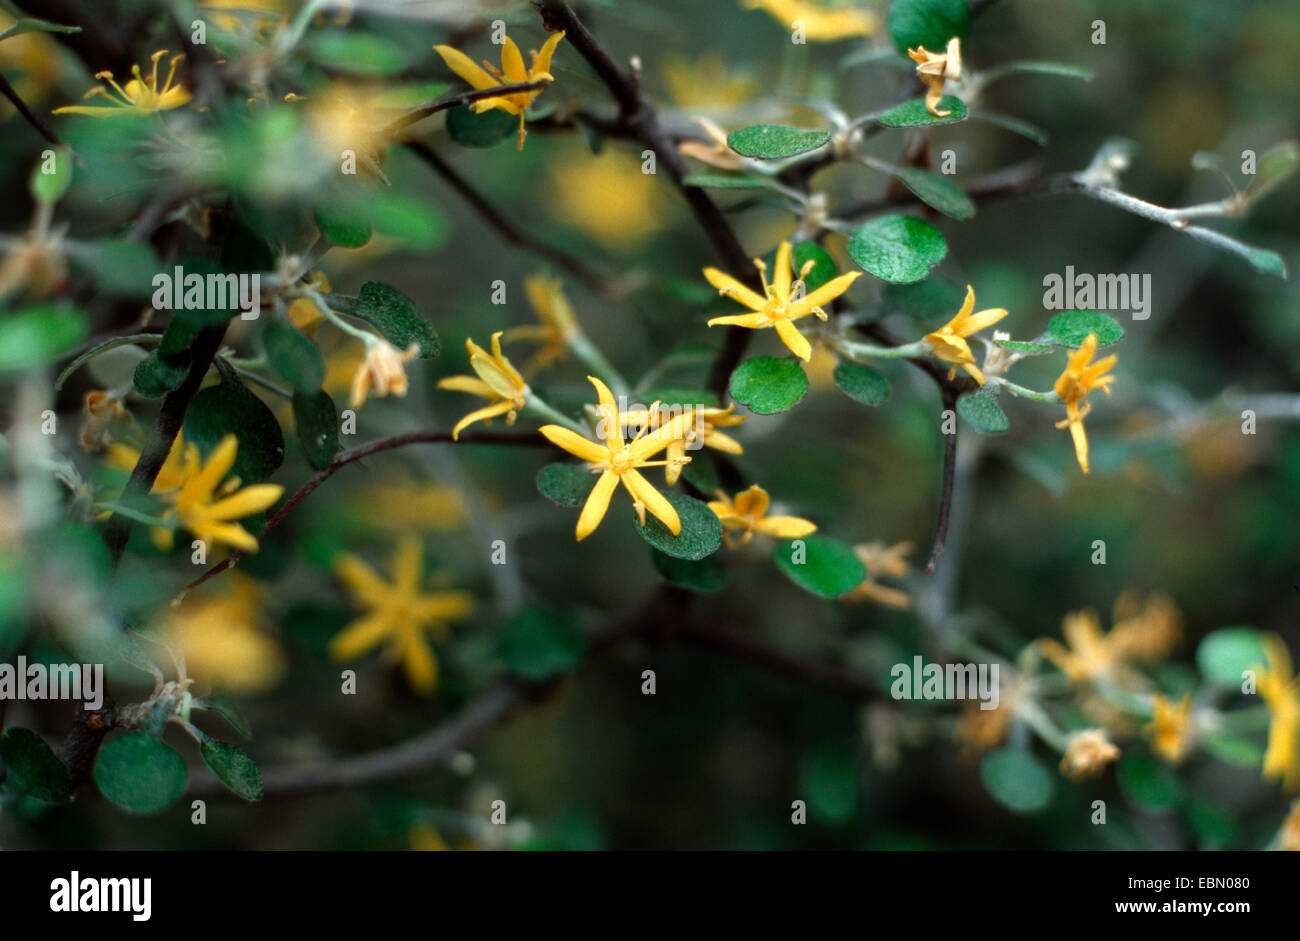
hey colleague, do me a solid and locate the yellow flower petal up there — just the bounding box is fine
[576,469,618,540]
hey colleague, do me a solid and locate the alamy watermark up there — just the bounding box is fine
[890,656,999,710]
[0,657,105,710]
[152,264,261,320]
[1042,265,1151,320]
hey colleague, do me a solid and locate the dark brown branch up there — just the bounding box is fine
[0,71,67,150]
[101,324,228,565]
[534,1,759,396]
[926,385,959,573]
[405,140,608,294]
[57,698,117,787]
[174,429,554,600]
[383,79,553,136]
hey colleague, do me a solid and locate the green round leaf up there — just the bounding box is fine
[957,391,1010,434]
[536,463,598,508]
[93,733,187,815]
[774,534,866,598]
[896,168,975,220]
[634,492,722,560]
[1044,310,1124,347]
[350,281,441,358]
[848,215,948,283]
[497,605,586,681]
[888,0,971,54]
[729,356,809,415]
[1196,626,1268,689]
[447,103,518,148]
[199,740,263,802]
[132,349,189,398]
[0,727,73,803]
[292,389,340,470]
[29,146,73,204]
[832,361,892,406]
[314,202,372,249]
[876,95,968,127]
[727,124,831,159]
[1117,753,1183,812]
[979,748,1054,814]
[259,320,325,393]
[651,548,726,592]
[799,742,859,824]
[184,377,286,484]
[0,303,87,375]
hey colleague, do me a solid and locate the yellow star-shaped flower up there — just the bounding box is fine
[54,50,190,117]
[620,402,746,485]
[1053,332,1117,474]
[704,240,861,362]
[539,376,693,541]
[924,284,1007,384]
[741,0,879,41]
[437,332,529,440]
[1258,634,1300,792]
[1145,693,1194,764]
[328,536,474,694]
[163,434,284,553]
[707,484,816,547]
[433,30,565,150]
[503,273,579,375]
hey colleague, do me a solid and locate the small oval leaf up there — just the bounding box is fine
[729,356,809,415]
[727,124,831,159]
[848,215,948,283]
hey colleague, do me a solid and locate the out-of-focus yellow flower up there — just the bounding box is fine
[329,536,474,694]
[160,572,286,694]
[1279,800,1300,851]
[198,0,289,38]
[0,14,59,118]
[551,148,668,249]
[298,83,397,169]
[842,540,912,608]
[908,38,962,117]
[954,680,1020,761]
[162,434,283,553]
[620,402,746,485]
[662,53,757,109]
[708,484,816,547]
[678,116,747,171]
[1053,333,1117,475]
[924,284,1007,384]
[741,0,879,40]
[1060,728,1120,780]
[539,377,693,540]
[1037,608,1136,686]
[433,30,564,150]
[1108,589,1181,662]
[437,332,529,440]
[350,336,420,409]
[1145,693,1194,764]
[504,273,579,375]
[286,272,331,337]
[1258,634,1300,792]
[705,240,861,362]
[359,479,465,532]
[54,50,190,116]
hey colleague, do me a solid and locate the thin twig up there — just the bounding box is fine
[533,1,759,396]
[0,71,69,151]
[101,324,228,565]
[383,79,553,136]
[405,140,609,294]
[173,429,554,602]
